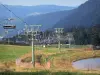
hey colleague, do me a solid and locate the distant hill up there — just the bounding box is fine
[0,5,75,37]
[0,5,75,18]
[54,0,100,30]
[24,10,74,31]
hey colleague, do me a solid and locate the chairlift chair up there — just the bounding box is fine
[3,25,16,29]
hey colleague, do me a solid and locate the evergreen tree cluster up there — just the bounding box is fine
[72,25,100,45]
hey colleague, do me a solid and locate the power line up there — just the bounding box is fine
[0,2,28,25]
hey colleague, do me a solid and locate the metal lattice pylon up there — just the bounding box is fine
[24,25,41,67]
[55,28,64,50]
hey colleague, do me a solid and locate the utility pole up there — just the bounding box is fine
[67,33,74,48]
[55,28,64,50]
[24,25,41,67]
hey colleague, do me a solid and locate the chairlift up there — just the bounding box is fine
[7,18,15,21]
[3,25,16,29]
[3,17,16,29]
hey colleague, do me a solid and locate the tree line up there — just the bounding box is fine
[1,24,100,46]
[72,25,100,46]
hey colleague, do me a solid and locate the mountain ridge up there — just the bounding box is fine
[0,4,75,18]
[54,0,100,30]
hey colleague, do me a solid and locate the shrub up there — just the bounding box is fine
[40,55,47,65]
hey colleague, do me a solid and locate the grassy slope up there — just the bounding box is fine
[0,44,100,74]
[0,44,31,62]
[0,71,99,75]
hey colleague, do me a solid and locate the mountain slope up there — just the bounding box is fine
[0,8,74,38]
[24,10,74,31]
[0,5,75,18]
[0,5,75,37]
[54,0,100,29]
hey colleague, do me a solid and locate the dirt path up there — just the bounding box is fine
[16,58,50,69]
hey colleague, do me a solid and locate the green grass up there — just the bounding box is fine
[0,44,93,62]
[0,44,96,63]
[0,44,31,62]
[43,44,89,48]
[0,71,99,75]
[1,44,100,73]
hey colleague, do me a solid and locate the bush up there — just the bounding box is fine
[21,57,32,63]
[40,55,47,65]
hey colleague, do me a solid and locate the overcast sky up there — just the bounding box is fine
[0,0,88,6]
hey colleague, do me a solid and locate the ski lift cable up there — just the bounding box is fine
[0,2,28,38]
[0,3,27,59]
[0,2,28,25]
